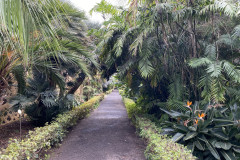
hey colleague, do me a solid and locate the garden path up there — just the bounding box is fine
[50,90,145,160]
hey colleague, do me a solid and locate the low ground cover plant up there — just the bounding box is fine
[122,97,195,160]
[0,94,104,160]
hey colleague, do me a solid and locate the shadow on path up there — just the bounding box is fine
[50,90,145,160]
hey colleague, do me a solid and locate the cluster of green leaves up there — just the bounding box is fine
[92,1,240,159]
[105,89,114,94]
[0,94,104,160]
[122,97,195,160]
[123,98,141,119]
[82,76,103,101]
[161,103,240,160]
[136,116,195,160]
[0,0,102,126]
[0,0,100,104]
[93,0,240,115]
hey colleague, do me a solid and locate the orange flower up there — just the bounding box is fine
[195,119,198,125]
[198,113,205,119]
[186,101,192,111]
[187,101,192,107]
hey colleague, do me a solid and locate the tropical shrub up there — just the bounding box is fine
[105,89,113,94]
[161,102,240,160]
[94,0,240,114]
[10,75,78,126]
[123,98,141,119]
[0,94,104,160]
[122,97,195,160]
[0,1,100,124]
[136,116,195,160]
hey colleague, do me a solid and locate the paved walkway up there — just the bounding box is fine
[50,90,145,160]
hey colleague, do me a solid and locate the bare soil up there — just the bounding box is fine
[0,119,35,149]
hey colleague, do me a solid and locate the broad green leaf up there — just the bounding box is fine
[188,126,197,132]
[198,135,220,159]
[198,135,208,143]
[194,140,205,151]
[213,119,234,123]
[220,150,236,160]
[175,125,188,132]
[172,133,184,142]
[211,131,229,140]
[221,142,232,150]
[200,128,208,134]
[205,141,221,160]
[215,142,222,149]
[161,109,186,118]
[202,119,212,129]
[215,122,234,127]
[233,147,240,153]
[184,132,198,141]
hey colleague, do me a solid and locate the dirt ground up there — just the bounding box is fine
[0,119,35,149]
[50,90,146,160]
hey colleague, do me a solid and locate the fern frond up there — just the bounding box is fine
[189,58,212,68]
[200,0,237,17]
[217,34,233,46]
[206,62,222,78]
[204,44,216,59]
[129,25,154,56]
[168,77,184,101]
[138,58,154,78]
[222,60,240,83]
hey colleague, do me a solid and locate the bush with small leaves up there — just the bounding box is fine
[0,94,104,160]
[123,97,195,160]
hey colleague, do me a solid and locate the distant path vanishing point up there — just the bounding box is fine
[50,90,145,160]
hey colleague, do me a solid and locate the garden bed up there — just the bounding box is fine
[122,97,195,160]
[0,120,35,149]
[0,94,104,160]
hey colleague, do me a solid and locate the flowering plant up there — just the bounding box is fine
[161,102,240,160]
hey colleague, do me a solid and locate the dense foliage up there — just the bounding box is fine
[0,94,104,160]
[92,0,240,159]
[122,97,195,160]
[161,102,240,159]
[95,0,240,110]
[0,0,103,124]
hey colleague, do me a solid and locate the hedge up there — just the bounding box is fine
[123,97,195,160]
[123,98,141,119]
[105,89,113,94]
[0,94,105,160]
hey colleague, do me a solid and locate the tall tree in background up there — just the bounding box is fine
[94,0,240,111]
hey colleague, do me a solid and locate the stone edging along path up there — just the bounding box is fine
[50,90,145,160]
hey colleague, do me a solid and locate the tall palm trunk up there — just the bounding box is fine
[68,73,86,94]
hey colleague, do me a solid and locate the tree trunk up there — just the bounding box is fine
[67,73,86,95]
[187,0,197,58]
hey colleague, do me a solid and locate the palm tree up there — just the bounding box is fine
[6,1,100,124]
[96,0,240,110]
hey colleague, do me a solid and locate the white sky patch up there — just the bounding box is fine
[66,0,127,23]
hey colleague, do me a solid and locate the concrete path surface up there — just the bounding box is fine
[50,90,145,160]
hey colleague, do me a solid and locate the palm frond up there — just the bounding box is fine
[189,58,212,68]
[206,62,222,78]
[138,58,154,78]
[222,60,240,83]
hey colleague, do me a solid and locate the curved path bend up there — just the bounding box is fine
[50,90,145,160]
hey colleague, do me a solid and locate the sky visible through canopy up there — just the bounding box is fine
[67,0,127,23]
